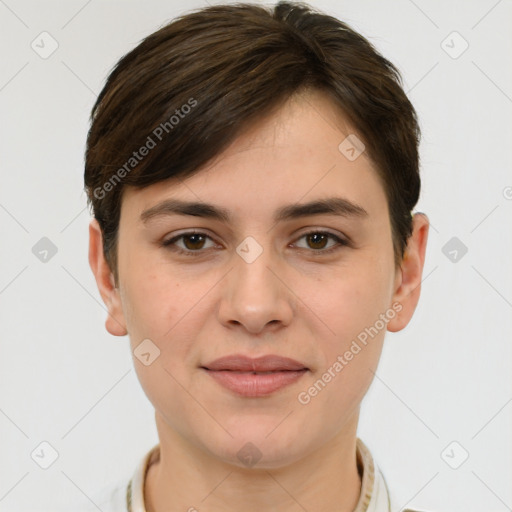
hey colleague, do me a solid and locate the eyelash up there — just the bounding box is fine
[161,230,349,257]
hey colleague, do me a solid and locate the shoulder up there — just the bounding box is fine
[388,485,436,512]
[375,455,436,512]
[75,478,127,512]
[95,479,128,511]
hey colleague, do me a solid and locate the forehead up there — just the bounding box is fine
[121,89,387,224]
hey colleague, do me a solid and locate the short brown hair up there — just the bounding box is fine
[84,1,421,283]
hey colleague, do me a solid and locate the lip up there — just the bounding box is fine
[201,354,309,397]
[202,354,308,372]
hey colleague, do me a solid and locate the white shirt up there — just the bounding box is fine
[87,438,424,512]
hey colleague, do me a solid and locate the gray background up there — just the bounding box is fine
[0,0,511,511]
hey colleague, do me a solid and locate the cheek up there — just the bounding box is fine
[120,264,181,347]
[121,268,198,413]
[304,264,393,340]
[122,271,163,327]
[298,261,392,400]
[121,262,214,367]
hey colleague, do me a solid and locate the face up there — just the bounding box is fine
[90,88,427,469]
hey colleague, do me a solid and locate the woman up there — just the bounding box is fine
[85,2,430,510]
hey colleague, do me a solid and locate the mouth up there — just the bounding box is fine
[211,370,303,374]
[202,368,308,397]
[202,354,308,373]
[200,354,309,397]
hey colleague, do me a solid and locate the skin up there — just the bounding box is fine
[89,88,429,512]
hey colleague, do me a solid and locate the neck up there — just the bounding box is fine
[145,410,362,512]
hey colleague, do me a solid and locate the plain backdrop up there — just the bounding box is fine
[0,1,511,511]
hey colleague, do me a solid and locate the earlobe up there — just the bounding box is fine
[88,219,128,337]
[387,213,429,333]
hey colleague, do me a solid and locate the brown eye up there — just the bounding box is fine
[162,229,348,257]
[181,234,207,250]
[306,232,329,250]
[162,231,216,255]
[294,230,348,254]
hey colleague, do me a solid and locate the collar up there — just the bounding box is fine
[126,438,391,512]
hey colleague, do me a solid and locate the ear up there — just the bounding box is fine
[88,219,128,336]
[387,213,429,332]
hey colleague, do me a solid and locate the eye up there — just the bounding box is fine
[161,229,349,257]
[162,231,217,256]
[293,230,348,254]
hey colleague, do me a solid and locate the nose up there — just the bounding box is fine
[217,241,295,335]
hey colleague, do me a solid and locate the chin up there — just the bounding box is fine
[204,428,306,470]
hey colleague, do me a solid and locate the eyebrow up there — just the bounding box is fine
[140,196,368,224]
